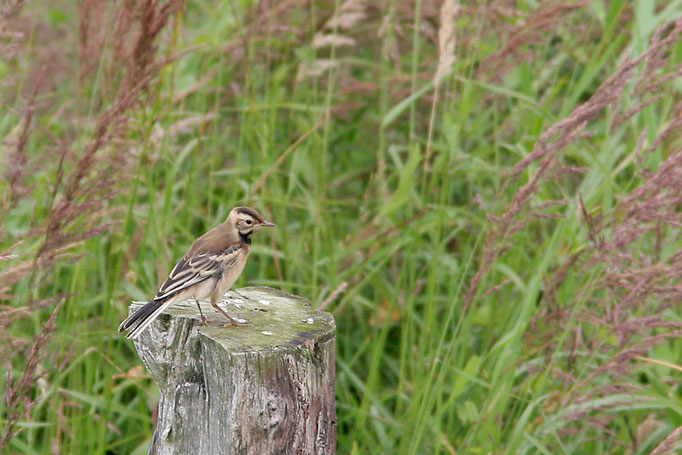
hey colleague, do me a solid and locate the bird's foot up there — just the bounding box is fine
[223,318,248,328]
[200,316,214,325]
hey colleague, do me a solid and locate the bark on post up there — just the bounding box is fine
[130,286,336,455]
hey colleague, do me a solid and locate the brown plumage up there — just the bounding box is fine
[118,206,276,339]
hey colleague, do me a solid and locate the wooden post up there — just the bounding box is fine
[130,286,336,455]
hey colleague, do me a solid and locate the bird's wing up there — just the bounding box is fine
[119,242,243,339]
[153,244,242,302]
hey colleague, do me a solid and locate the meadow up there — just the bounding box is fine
[2,1,682,453]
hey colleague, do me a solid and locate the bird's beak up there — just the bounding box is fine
[260,221,277,228]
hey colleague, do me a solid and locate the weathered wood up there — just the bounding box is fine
[130,286,336,455]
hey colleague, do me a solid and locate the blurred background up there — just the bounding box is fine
[2,0,682,453]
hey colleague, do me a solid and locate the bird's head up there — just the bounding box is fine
[227,206,276,239]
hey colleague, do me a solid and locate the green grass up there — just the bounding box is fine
[2,1,682,454]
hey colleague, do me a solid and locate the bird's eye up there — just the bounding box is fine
[245,219,252,225]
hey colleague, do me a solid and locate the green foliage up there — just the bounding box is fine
[2,1,682,454]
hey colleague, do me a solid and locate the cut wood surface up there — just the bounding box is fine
[130,286,336,455]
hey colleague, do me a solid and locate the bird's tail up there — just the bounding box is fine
[118,298,175,340]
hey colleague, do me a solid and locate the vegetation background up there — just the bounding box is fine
[2,0,682,453]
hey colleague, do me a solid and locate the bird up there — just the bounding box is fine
[118,206,276,340]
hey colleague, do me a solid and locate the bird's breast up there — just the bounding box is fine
[215,247,249,296]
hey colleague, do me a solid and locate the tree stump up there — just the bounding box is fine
[129,286,336,455]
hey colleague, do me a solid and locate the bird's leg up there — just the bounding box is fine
[193,298,212,325]
[210,295,247,327]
